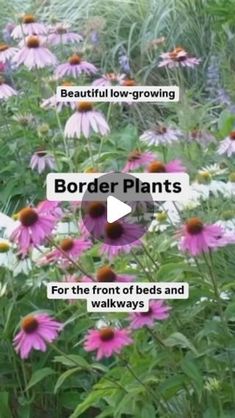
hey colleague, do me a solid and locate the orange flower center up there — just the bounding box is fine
[69,54,82,65]
[229,131,235,140]
[87,202,106,218]
[105,221,124,240]
[186,217,204,235]
[147,161,166,173]
[56,27,67,35]
[60,238,74,251]
[154,125,167,134]
[19,208,39,227]
[36,150,47,157]
[0,44,9,52]
[96,266,116,282]
[61,80,74,87]
[76,102,93,112]
[26,36,40,48]
[122,79,136,86]
[22,14,37,24]
[21,315,39,333]
[99,327,115,341]
[169,47,187,60]
[128,150,142,162]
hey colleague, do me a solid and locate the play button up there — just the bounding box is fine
[80,172,155,245]
[107,196,131,223]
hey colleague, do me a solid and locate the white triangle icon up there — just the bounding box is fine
[107,196,132,223]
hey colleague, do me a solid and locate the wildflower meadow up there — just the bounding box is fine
[0,0,235,417]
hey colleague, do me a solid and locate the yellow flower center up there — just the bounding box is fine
[0,242,10,253]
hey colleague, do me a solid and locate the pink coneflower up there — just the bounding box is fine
[129,300,171,329]
[0,44,18,63]
[11,14,47,39]
[147,159,186,173]
[158,47,200,68]
[10,206,56,254]
[140,123,182,146]
[95,265,135,282]
[0,78,17,99]
[64,102,110,138]
[92,72,125,86]
[48,23,83,45]
[122,150,155,172]
[36,200,63,220]
[101,221,143,258]
[30,150,56,174]
[81,201,107,238]
[84,327,132,360]
[12,35,57,70]
[41,81,76,111]
[55,54,97,79]
[179,217,229,256]
[13,313,62,359]
[217,131,235,157]
[189,129,215,146]
[44,237,91,266]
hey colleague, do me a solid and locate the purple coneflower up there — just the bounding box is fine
[81,201,107,238]
[84,327,132,360]
[101,221,143,258]
[44,237,91,266]
[179,217,229,256]
[140,123,182,146]
[55,54,97,79]
[189,129,215,146]
[129,300,171,329]
[41,81,76,111]
[147,159,186,173]
[11,14,47,39]
[30,150,56,174]
[13,35,57,70]
[10,206,56,254]
[36,200,63,220]
[48,23,83,45]
[217,131,235,157]
[0,78,17,99]
[158,47,200,68]
[64,102,110,138]
[122,150,155,172]
[13,313,62,359]
[0,44,18,63]
[92,72,125,86]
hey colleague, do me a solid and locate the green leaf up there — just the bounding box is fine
[54,367,81,394]
[180,357,203,397]
[164,332,199,355]
[140,403,156,418]
[225,302,235,321]
[53,354,90,369]
[26,367,56,390]
[0,392,12,418]
[70,389,105,417]
[157,262,197,281]
[218,109,235,137]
